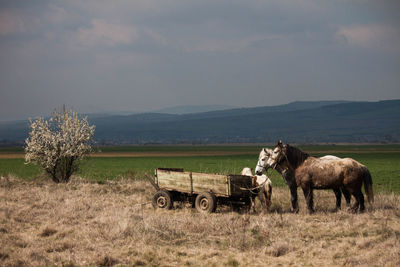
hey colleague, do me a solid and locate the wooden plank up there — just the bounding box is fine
[229,175,253,197]
[158,167,184,172]
[157,169,191,193]
[192,172,229,196]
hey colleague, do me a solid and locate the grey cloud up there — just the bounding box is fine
[0,0,399,120]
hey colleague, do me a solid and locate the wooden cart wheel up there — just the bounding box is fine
[195,192,217,213]
[152,190,173,209]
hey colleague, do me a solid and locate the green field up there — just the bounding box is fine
[4,144,400,153]
[1,145,399,193]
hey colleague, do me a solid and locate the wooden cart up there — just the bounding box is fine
[148,168,253,213]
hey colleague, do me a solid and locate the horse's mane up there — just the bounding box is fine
[285,144,310,169]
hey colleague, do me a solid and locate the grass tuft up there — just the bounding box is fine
[97,256,119,267]
[267,242,290,257]
[40,227,57,237]
[225,257,240,266]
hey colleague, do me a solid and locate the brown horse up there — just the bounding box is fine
[266,141,373,213]
[255,148,351,212]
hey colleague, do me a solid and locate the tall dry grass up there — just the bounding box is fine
[1,175,399,266]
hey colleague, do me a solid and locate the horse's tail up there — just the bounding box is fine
[362,166,374,204]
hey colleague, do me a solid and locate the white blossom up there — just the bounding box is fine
[25,107,95,183]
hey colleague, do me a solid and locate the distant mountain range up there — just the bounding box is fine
[152,104,236,114]
[1,100,399,145]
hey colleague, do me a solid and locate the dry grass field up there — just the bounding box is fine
[1,175,399,267]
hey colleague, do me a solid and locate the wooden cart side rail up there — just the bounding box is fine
[157,167,184,172]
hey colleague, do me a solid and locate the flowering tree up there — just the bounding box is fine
[25,107,95,183]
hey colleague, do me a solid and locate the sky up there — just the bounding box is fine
[0,0,399,121]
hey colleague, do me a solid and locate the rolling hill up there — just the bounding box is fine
[0,100,399,145]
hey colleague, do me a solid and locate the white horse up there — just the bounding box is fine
[241,167,272,212]
[255,148,351,211]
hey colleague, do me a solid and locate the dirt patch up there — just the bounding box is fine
[1,175,399,266]
[0,153,25,159]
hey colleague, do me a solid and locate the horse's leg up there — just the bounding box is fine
[251,194,256,213]
[257,189,267,213]
[333,189,342,211]
[341,187,351,207]
[289,185,299,213]
[348,188,360,213]
[302,185,314,214]
[259,185,271,212]
[265,185,272,211]
[346,185,365,213]
[350,194,359,213]
[283,172,298,213]
[264,191,270,211]
[355,190,365,212]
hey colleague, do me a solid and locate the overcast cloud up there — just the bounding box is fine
[0,0,399,120]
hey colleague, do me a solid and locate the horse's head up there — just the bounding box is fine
[270,140,310,172]
[255,147,274,175]
[267,140,288,169]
